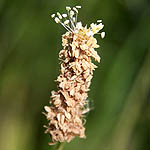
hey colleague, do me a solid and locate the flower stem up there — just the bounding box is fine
[57,142,65,150]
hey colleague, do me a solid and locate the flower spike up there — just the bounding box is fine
[44,5,105,145]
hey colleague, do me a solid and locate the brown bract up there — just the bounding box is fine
[44,27,100,145]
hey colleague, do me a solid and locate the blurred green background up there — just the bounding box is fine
[0,0,150,150]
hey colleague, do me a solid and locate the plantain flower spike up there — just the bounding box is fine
[43,5,105,145]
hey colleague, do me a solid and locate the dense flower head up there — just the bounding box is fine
[44,5,105,145]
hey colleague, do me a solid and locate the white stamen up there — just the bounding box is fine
[62,14,67,18]
[51,5,105,36]
[97,20,102,23]
[73,17,76,22]
[64,20,70,25]
[98,23,104,30]
[101,32,105,38]
[66,25,74,32]
[76,6,81,9]
[44,106,51,112]
[51,14,55,18]
[73,7,78,13]
[55,17,60,23]
[57,12,62,19]
[70,10,74,17]
[66,9,75,29]
[66,6,71,11]
[90,23,104,34]
[76,22,82,30]
[60,22,71,32]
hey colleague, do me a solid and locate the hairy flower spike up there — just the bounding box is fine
[44,5,105,145]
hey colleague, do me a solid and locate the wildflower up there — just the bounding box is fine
[44,5,105,145]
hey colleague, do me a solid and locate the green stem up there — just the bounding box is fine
[56,142,65,150]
